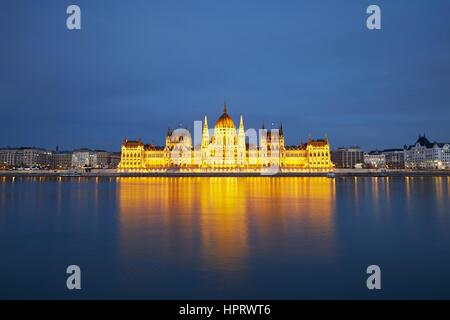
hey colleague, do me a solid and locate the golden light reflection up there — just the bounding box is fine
[385,177,391,211]
[371,178,379,213]
[434,176,444,212]
[0,177,6,211]
[56,178,62,216]
[448,177,450,198]
[405,176,411,210]
[117,177,336,276]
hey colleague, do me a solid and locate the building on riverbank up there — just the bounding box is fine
[96,150,110,168]
[364,150,386,169]
[108,152,121,168]
[71,149,120,169]
[331,147,364,169]
[1,147,123,170]
[72,149,98,168]
[118,103,333,171]
[404,135,450,169]
[0,147,52,169]
[0,148,19,168]
[382,149,405,169]
[51,150,73,169]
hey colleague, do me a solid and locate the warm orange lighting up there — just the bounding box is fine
[118,105,334,172]
[117,177,337,275]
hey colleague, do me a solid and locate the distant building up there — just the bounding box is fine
[108,152,121,168]
[382,149,405,169]
[364,150,386,169]
[52,151,73,169]
[72,149,98,168]
[331,147,364,169]
[0,148,19,168]
[71,149,120,169]
[19,148,52,168]
[2,147,119,170]
[0,147,52,168]
[96,150,110,168]
[404,134,450,169]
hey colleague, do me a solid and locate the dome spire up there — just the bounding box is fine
[214,101,236,129]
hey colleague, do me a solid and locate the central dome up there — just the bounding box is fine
[215,103,236,129]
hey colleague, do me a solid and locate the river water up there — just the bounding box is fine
[0,176,449,299]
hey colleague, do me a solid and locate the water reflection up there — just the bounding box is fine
[1,175,450,298]
[117,177,337,276]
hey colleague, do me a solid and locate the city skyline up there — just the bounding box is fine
[0,114,448,154]
[0,123,448,154]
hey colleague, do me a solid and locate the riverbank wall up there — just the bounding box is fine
[1,169,450,178]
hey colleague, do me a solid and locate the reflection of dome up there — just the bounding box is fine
[215,103,236,129]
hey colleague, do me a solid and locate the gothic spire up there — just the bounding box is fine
[239,114,244,129]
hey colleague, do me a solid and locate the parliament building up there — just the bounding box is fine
[118,103,333,171]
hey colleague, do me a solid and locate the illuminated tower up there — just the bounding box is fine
[267,127,280,167]
[279,123,285,166]
[201,115,210,166]
[165,127,172,147]
[259,124,268,166]
[213,102,237,167]
[237,115,246,166]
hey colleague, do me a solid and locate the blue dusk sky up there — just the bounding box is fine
[1,0,450,151]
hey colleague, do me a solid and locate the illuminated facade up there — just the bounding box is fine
[118,103,333,171]
[404,135,450,169]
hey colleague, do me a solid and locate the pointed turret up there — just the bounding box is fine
[278,123,285,150]
[202,115,210,149]
[223,101,228,114]
[238,115,245,142]
[203,115,209,130]
[237,114,246,165]
[201,115,210,166]
[165,127,172,147]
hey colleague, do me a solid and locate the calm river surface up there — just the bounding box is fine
[1,176,449,299]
